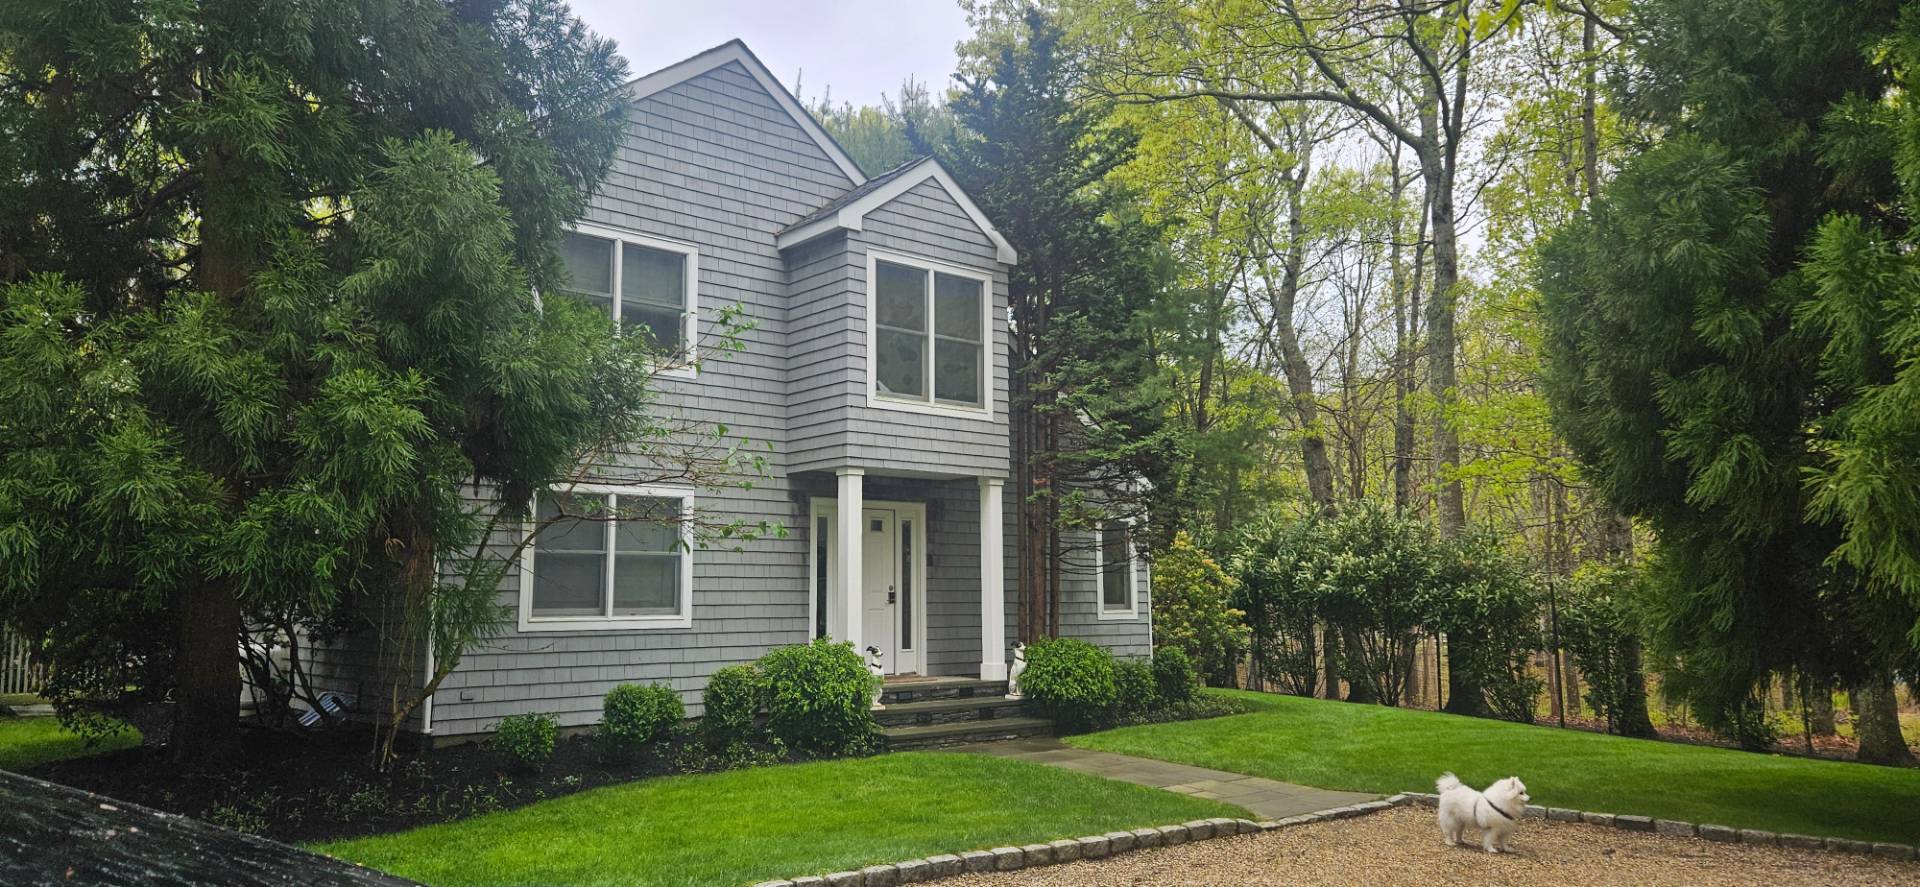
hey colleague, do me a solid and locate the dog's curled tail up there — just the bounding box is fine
[1435,772,1462,794]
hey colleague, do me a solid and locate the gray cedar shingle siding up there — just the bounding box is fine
[310,52,1147,737]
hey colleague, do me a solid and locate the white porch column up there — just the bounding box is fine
[979,477,1007,681]
[834,468,865,653]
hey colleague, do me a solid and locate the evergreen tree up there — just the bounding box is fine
[931,10,1174,641]
[0,0,720,764]
[1538,0,1918,756]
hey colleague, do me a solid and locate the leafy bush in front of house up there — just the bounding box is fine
[1021,637,1117,732]
[701,664,765,748]
[1151,532,1251,685]
[1151,647,1199,705]
[489,712,558,773]
[1112,657,1160,716]
[756,639,877,756]
[599,683,684,758]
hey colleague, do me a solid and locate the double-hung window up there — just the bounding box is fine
[870,253,989,412]
[1097,521,1138,619]
[520,486,694,631]
[559,226,698,370]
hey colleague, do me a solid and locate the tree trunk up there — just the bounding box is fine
[1852,675,1915,766]
[1809,682,1837,737]
[173,578,240,765]
[1580,12,1600,206]
[1265,160,1338,517]
[1343,628,1377,704]
[1613,636,1658,738]
[1389,155,1416,515]
[170,150,249,765]
[1441,634,1489,717]
[1321,625,1342,700]
[1417,81,1481,716]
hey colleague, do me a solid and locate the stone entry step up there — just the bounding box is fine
[879,716,1052,751]
[873,695,1030,728]
[877,677,1008,706]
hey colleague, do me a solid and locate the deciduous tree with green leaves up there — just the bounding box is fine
[0,0,760,766]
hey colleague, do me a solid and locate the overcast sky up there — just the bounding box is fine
[568,0,973,107]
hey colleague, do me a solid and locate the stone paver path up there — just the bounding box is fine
[960,738,1379,819]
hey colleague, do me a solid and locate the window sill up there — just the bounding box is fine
[868,393,993,420]
[517,614,693,633]
[1096,607,1139,621]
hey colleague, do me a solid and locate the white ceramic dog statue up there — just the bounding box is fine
[1436,772,1530,853]
[866,645,886,710]
[1005,642,1028,698]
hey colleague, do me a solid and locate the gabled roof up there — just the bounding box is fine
[776,155,1020,266]
[625,40,867,186]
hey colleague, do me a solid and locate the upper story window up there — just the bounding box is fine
[869,251,991,415]
[559,225,698,374]
[520,485,695,632]
[1097,521,1139,620]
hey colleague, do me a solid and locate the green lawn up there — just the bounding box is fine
[0,716,139,770]
[1070,689,1920,844]
[321,752,1244,887]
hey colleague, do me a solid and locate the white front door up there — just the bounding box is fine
[813,499,924,676]
[861,508,897,674]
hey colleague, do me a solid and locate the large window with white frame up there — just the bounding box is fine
[558,226,698,365]
[1097,521,1138,619]
[520,485,694,631]
[869,253,989,412]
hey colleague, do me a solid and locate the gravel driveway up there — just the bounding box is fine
[940,807,1920,886]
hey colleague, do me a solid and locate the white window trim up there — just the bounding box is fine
[1096,522,1140,621]
[518,483,695,632]
[865,249,995,419]
[567,220,700,380]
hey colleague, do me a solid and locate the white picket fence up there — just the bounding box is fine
[0,630,46,696]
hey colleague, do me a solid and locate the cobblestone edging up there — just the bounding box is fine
[1399,792,1920,862]
[751,795,1419,887]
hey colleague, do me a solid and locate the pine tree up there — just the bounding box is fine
[1538,0,1918,754]
[0,0,658,763]
[931,10,1173,642]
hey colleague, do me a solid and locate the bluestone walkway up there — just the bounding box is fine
[958,738,1380,820]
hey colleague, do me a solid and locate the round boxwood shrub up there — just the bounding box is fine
[599,682,684,758]
[1152,647,1200,705]
[755,639,877,756]
[1022,637,1117,732]
[1112,657,1161,717]
[701,664,764,747]
[489,712,557,773]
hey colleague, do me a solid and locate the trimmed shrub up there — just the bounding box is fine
[701,664,764,747]
[1022,637,1117,732]
[1151,646,1199,705]
[755,639,877,756]
[599,683,684,757]
[489,712,557,772]
[1112,658,1160,716]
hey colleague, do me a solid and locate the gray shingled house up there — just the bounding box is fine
[309,41,1151,743]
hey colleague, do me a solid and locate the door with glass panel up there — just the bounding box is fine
[813,500,923,675]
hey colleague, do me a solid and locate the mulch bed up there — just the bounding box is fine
[25,725,701,844]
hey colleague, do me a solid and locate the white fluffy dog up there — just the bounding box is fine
[1435,772,1529,853]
